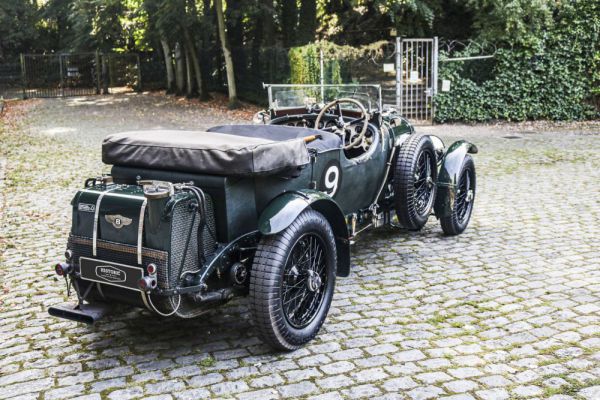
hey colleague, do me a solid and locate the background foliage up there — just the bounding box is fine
[0,0,598,120]
[435,0,599,122]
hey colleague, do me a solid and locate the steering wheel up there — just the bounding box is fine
[314,98,369,150]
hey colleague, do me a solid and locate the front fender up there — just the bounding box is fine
[434,140,478,218]
[258,190,351,277]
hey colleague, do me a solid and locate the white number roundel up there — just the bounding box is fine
[323,165,340,196]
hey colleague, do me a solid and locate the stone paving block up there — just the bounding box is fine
[0,369,46,386]
[441,395,476,400]
[341,384,382,399]
[106,387,144,400]
[320,360,355,375]
[382,377,418,391]
[307,392,344,400]
[316,374,352,390]
[145,380,186,395]
[236,388,279,400]
[173,389,211,400]
[443,379,478,393]
[249,373,284,388]
[43,385,85,400]
[278,381,319,397]
[407,385,445,400]
[475,388,509,400]
[393,349,427,362]
[579,385,600,400]
[211,381,251,396]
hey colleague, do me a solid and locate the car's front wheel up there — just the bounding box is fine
[393,134,438,230]
[440,155,476,235]
[250,209,336,351]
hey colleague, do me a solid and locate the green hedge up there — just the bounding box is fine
[435,1,599,122]
[289,41,389,85]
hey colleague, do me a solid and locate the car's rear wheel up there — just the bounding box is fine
[440,155,476,235]
[250,209,336,351]
[394,134,438,230]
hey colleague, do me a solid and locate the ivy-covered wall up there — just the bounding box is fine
[435,1,599,122]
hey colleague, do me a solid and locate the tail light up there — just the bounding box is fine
[55,262,72,276]
[138,276,157,291]
[147,263,157,275]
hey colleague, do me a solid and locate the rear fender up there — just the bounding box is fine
[434,140,478,218]
[258,190,351,277]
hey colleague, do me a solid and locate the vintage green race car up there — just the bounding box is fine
[49,84,477,350]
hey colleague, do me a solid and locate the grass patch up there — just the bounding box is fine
[199,356,216,367]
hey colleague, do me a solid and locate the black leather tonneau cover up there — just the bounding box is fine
[102,129,313,176]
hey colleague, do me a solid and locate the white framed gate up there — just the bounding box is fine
[395,37,438,124]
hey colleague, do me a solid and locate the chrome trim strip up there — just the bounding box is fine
[81,189,143,201]
[92,191,109,257]
[137,198,147,265]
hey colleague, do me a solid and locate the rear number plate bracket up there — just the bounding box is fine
[80,257,144,292]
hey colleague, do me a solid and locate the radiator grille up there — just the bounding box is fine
[69,235,168,270]
[164,193,216,318]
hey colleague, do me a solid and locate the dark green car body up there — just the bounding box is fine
[49,84,477,330]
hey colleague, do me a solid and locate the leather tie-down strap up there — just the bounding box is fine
[137,198,147,265]
[92,189,113,257]
[91,190,147,265]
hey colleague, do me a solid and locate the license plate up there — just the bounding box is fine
[80,257,144,292]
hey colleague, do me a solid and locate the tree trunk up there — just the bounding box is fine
[184,29,208,100]
[185,44,195,97]
[174,42,186,95]
[226,0,245,89]
[160,38,175,93]
[214,0,239,108]
[200,0,214,98]
[102,55,109,94]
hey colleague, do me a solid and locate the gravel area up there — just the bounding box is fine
[1,93,599,400]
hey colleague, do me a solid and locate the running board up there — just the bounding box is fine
[48,302,112,324]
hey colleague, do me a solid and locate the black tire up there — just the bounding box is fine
[394,134,438,230]
[250,209,336,351]
[440,155,476,235]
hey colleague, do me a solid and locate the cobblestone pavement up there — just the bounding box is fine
[1,94,599,400]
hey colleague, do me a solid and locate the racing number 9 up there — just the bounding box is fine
[320,160,341,197]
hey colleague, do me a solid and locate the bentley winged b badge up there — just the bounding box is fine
[105,214,133,229]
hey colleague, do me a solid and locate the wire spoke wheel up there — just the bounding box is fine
[413,151,435,215]
[455,167,474,224]
[250,209,336,351]
[282,233,327,329]
[440,154,476,236]
[394,134,438,231]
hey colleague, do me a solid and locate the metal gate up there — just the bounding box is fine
[395,37,438,124]
[19,52,141,99]
[21,53,100,98]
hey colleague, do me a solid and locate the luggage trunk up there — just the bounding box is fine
[69,182,216,317]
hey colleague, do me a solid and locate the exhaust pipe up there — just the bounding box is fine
[48,302,112,324]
